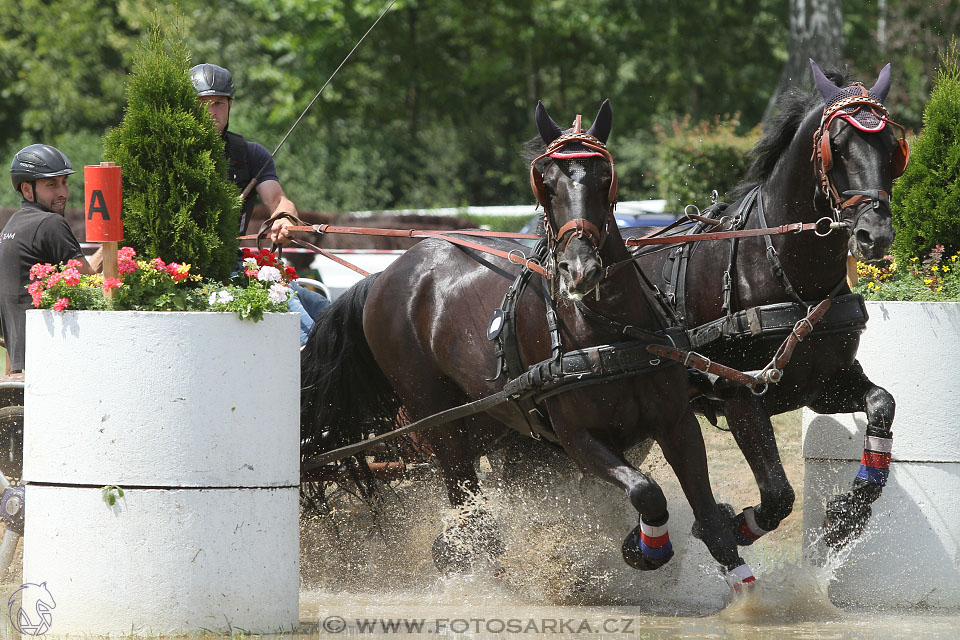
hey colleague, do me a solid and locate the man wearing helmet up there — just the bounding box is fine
[190,63,328,344]
[189,63,298,244]
[0,144,97,373]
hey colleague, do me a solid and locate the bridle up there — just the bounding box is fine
[529,115,619,259]
[811,87,910,230]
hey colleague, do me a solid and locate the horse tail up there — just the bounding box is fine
[300,273,402,462]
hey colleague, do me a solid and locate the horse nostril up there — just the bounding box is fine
[855,229,874,248]
[583,262,602,284]
[557,260,571,275]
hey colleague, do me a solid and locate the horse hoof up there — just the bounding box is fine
[431,524,505,575]
[725,563,757,597]
[823,492,872,549]
[622,523,674,571]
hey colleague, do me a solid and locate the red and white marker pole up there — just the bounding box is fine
[84,162,123,295]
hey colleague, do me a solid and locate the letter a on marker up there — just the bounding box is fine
[88,190,110,220]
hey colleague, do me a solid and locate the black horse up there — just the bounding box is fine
[632,60,908,549]
[301,100,758,588]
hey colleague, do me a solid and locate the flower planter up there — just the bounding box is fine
[22,310,301,635]
[802,301,960,609]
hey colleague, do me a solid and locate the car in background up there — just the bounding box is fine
[518,199,680,245]
[306,201,680,299]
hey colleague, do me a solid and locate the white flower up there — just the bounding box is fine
[242,257,258,269]
[268,282,291,304]
[257,265,282,283]
[209,290,234,306]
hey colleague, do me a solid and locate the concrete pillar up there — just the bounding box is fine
[803,301,960,609]
[22,310,301,635]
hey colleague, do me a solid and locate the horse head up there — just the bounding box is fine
[810,59,908,262]
[530,99,618,297]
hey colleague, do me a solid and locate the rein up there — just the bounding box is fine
[241,219,549,277]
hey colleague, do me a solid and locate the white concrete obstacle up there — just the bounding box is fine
[22,310,301,635]
[803,301,960,609]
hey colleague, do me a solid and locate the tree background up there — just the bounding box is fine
[1,0,955,214]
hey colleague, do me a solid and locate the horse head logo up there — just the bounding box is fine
[8,582,56,636]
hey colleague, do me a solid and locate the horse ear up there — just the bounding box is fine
[586,99,612,143]
[536,100,563,145]
[810,58,842,104]
[870,63,892,102]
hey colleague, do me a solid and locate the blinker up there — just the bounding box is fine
[487,308,505,340]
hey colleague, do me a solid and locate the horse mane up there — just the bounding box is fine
[522,136,546,163]
[729,69,851,201]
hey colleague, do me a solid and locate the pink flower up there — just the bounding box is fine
[150,257,166,271]
[118,259,138,275]
[244,267,259,278]
[65,258,82,269]
[53,297,70,312]
[102,278,123,292]
[62,268,81,286]
[118,246,137,260]
[47,272,62,287]
[31,292,43,308]
[29,263,55,281]
[27,281,43,296]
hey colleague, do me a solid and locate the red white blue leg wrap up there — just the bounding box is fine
[639,519,673,560]
[736,505,769,543]
[726,562,756,593]
[856,435,892,486]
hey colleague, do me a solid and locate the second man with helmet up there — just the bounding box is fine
[190,62,329,343]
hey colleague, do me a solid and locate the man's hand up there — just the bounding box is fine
[270,216,295,245]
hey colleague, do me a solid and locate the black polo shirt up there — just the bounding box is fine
[0,201,84,371]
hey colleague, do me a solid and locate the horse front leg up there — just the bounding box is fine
[809,360,895,548]
[715,390,796,546]
[558,428,676,571]
[658,411,755,591]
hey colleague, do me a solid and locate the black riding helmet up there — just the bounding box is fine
[190,63,235,98]
[10,144,76,194]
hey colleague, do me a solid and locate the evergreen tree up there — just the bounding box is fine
[892,40,960,263]
[103,23,240,281]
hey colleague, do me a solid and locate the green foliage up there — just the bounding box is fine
[202,281,290,322]
[101,485,124,507]
[855,245,960,301]
[891,41,960,264]
[27,248,293,320]
[653,115,758,210]
[109,266,204,312]
[0,1,953,214]
[102,23,241,281]
[26,262,108,312]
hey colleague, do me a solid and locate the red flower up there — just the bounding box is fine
[53,297,70,312]
[150,257,167,271]
[284,265,298,280]
[165,262,190,283]
[102,278,123,292]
